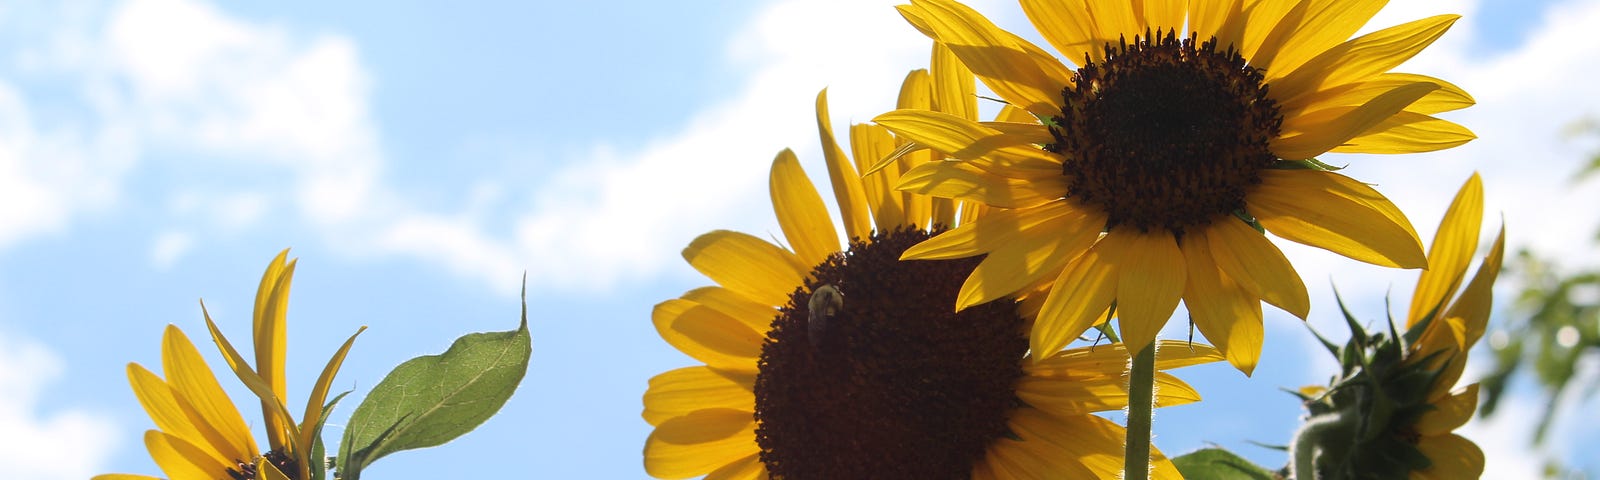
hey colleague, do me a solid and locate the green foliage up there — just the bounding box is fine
[1479,250,1600,444]
[310,391,351,480]
[334,293,533,480]
[1479,119,1600,448]
[1172,448,1281,480]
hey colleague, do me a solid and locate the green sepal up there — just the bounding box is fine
[310,390,351,480]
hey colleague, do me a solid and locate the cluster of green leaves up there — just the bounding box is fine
[1478,120,1600,448]
[306,290,532,480]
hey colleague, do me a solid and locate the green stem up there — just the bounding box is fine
[1125,341,1156,480]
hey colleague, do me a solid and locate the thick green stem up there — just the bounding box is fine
[1125,341,1156,480]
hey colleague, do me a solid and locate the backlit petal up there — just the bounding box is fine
[1017,371,1200,416]
[1271,14,1460,103]
[1253,0,1389,81]
[816,89,874,240]
[770,149,841,267]
[1113,230,1186,351]
[956,203,1102,310]
[652,299,763,372]
[644,409,759,479]
[643,367,756,426]
[1408,173,1482,327]
[1329,112,1475,154]
[874,109,1061,171]
[1181,232,1266,375]
[897,159,1069,209]
[1273,82,1438,160]
[1252,169,1426,269]
[159,325,257,462]
[682,230,809,308]
[1205,219,1311,319]
[1414,433,1484,480]
[1416,384,1479,436]
[1033,241,1119,358]
[908,0,1075,117]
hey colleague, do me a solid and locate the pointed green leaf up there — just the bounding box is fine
[337,288,531,480]
[1172,448,1279,480]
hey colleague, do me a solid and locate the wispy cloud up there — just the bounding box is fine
[0,332,118,479]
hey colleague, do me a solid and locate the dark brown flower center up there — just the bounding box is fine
[752,226,1028,480]
[1048,29,1282,236]
[226,450,298,480]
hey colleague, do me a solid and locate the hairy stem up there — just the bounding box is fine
[1125,341,1156,480]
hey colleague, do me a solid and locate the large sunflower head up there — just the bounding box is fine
[644,53,1222,478]
[97,250,364,480]
[878,0,1473,373]
[1294,173,1499,480]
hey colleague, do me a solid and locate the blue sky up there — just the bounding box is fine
[1,0,1597,478]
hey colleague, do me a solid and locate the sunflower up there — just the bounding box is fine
[1292,173,1499,479]
[97,250,363,480]
[875,0,1474,374]
[643,52,1222,479]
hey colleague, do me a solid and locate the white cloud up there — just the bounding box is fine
[150,230,194,270]
[0,332,119,479]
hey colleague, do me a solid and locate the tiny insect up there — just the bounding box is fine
[807,284,844,348]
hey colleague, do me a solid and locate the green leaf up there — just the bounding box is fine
[336,284,532,480]
[310,390,351,480]
[1172,448,1280,480]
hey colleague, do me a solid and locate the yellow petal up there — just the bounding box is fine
[125,364,233,467]
[903,201,1096,260]
[158,325,258,462]
[898,160,1069,209]
[1252,0,1388,81]
[297,326,366,461]
[1415,433,1484,479]
[1033,240,1119,358]
[1181,233,1266,376]
[1251,169,1426,269]
[853,122,911,230]
[1408,173,1483,327]
[1136,0,1185,33]
[1187,0,1249,52]
[986,409,1105,479]
[908,0,1075,117]
[874,109,1061,172]
[1019,0,1105,65]
[1113,230,1186,351]
[1280,73,1475,117]
[644,408,760,479]
[956,203,1102,310]
[769,149,841,267]
[1273,82,1439,160]
[815,89,874,241]
[1329,112,1476,154]
[643,366,757,427]
[1017,371,1200,416]
[932,42,978,121]
[1236,0,1302,62]
[1443,223,1505,348]
[704,453,766,480]
[253,257,297,453]
[1416,384,1479,436]
[1205,219,1311,319]
[652,299,764,372]
[145,430,231,480]
[1271,14,1461,103]
[680,286,781,334]
[200,305,302,457]
[1028,340,1223,378]
[1017,411,1132,478]
[682,230,809,308]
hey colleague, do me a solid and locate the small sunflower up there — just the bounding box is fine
[876,0,1474,373]
[97,250,363,480]
[1293,173,1499,479]
[644,54,1221,479]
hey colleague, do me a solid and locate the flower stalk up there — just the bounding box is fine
[1126,341,1156,480]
